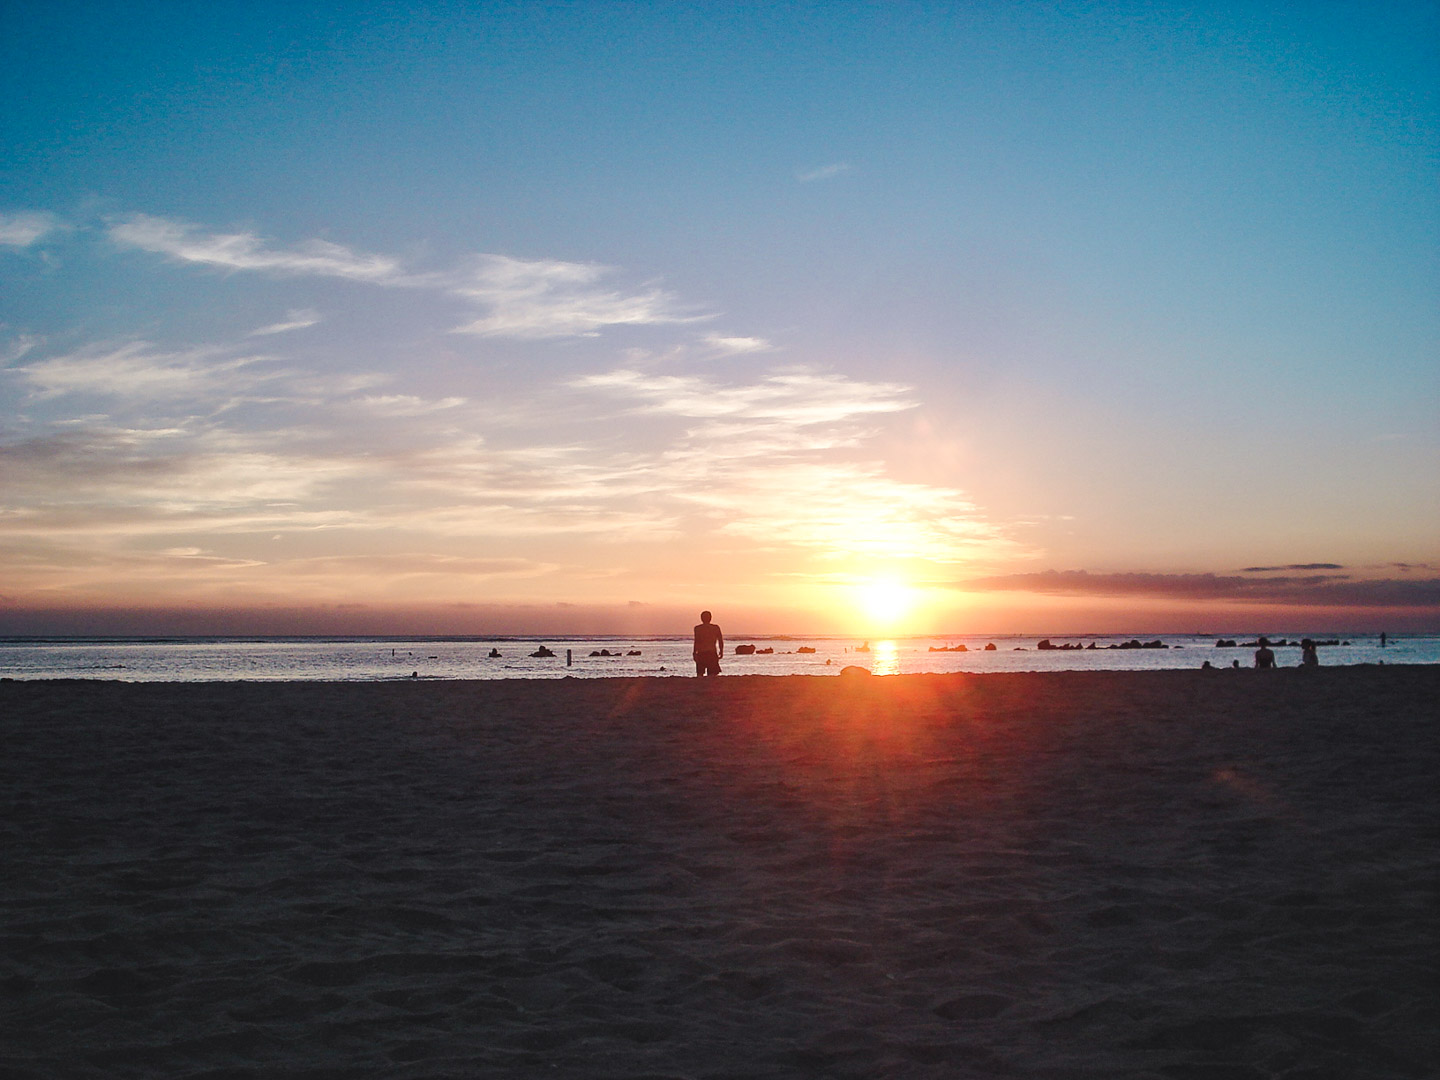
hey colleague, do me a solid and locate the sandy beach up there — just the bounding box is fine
[2,668,1436,1079]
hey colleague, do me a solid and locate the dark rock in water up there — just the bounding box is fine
[984,643,997,651]
[796,646,816,654]
[839,665,871,676]
[626,649,642,656]
[1216,639,1237,648]
[756,647,774,654]
[530,646,556,658]
[929,644,968,652]
[734,644,756,655]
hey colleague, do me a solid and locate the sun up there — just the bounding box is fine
[854,577,918,631]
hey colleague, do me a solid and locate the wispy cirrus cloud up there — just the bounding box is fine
[2,334,40,363]
[702,333,774,355]
[356,394,467,417]
[796,162,851,183]
[573,367,914,425]
[104,213,711,340]
[569,366,1015,562]
[695,459,1006,561]
[448,254,705,338]
[108,214,408,283]
[249,308,323,336]
[0,211,64,247]
[15,342,277,402]
[0,426,369,539]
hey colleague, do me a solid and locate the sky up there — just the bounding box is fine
[2,0,1438,636]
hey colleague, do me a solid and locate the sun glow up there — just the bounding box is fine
[854,577,918,632]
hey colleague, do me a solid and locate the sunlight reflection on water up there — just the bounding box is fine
[872,640,900,676]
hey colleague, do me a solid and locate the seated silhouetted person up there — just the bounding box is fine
[693,610,724,677]
[1254,637,1276,669]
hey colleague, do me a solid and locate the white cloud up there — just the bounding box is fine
[0,211,63,247]
[108,214,407,283]
[573,367,915,424]
[357,394,467,416]
[449,254,706,338]
[16,342,276,401]
[696,460,1007,562]
[249,308,323,336]
[797,162,852,183]
[564,365,1015,563]
[702,333,773,355]
[1,334,40,364]
[104,213,708,340]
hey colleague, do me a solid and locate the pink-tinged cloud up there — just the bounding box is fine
[957,570,1440,610]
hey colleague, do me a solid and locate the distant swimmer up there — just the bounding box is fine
[1380,631,1387,648]
[693,610,724,677]
[1254,637,1276,669]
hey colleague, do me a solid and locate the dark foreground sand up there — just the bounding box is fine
[2,668,1437,1079]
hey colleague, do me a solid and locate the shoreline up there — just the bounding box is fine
[4,668,1436,1077]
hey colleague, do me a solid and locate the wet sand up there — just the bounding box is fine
[2,668,1436,1078]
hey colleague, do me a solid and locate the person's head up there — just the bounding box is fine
[700,610,712,623]
[1258,637,1270,647]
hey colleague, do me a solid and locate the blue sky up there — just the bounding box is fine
[2,1,1437,634]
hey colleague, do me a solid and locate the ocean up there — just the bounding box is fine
[2,632,1433,682]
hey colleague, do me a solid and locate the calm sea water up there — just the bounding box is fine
[1,633,1433,682]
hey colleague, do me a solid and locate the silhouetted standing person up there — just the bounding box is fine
[1300,639,1318,667]
[1380,631,1387,648]
[693,610,724,677]
[1254,637,1276,669]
